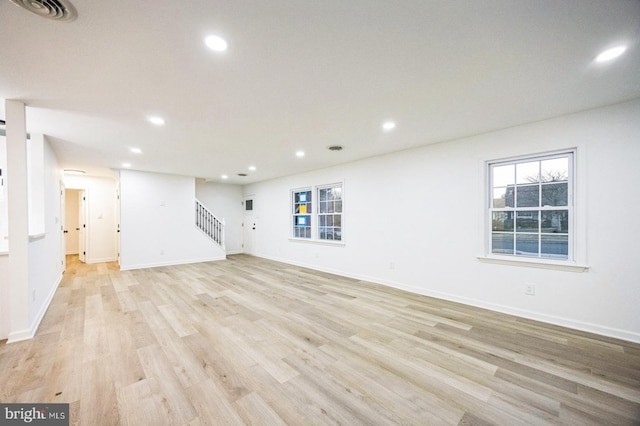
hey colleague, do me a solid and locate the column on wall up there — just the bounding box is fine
[5,99,30,339]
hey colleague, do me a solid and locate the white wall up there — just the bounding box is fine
[27,134,45,236]
[27,137,64,329]
[120,170,226,270]
[0,135,6,339]
[0,254,7,339]
[0,136,8,252]
[64,175,118,263]
[195,180,244,254]
[244,99,640,343]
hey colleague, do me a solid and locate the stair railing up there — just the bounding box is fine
[195,199,225,250]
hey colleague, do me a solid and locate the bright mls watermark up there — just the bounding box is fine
[1,404,69,425]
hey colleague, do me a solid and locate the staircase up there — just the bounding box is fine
[195,200,225,249]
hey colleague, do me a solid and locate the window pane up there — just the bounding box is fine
[516,161,540,184]
[541,183,567,206]
[541,234,568,259]
[492,233,514,254]
[541,157,568,182]
[492,188,511,208]
[541,210,568,233]
[492,211,513,231]
[493,164,514,187]
[516,211,539,232]
[335,200,343,212]
[516,185,539,207]
[516,234,538,256]
[319,189,328,201]
[334,215,341,227]
[319,227,327,239]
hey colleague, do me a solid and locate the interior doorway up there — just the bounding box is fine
[242,196,256,255]
[64,188,86,262]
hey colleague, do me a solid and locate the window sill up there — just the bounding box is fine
[477,255,589,272]
[289,238,345,247]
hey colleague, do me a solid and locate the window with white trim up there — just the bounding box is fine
[489,151,573,260]
[291,183,344,242]
[318,184,342,241]
[292,189,312,238]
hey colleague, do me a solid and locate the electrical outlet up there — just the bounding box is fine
[525,284,536,296]
[389,262,395,270]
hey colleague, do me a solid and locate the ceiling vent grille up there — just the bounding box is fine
[10,0,77,22]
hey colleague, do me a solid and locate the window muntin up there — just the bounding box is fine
[292,189,312,239]
[489,152,572,260]
[318,185,342,241]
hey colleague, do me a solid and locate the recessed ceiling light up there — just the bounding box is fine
[221,174,229,180]
[595,45,627,63]
[147,116,165,126]
[122,163,131,168]
[205,35,228,52]
[296,151,305,158]
[130,147,142,154]
[382,121,396,131]
[248,166,256,171]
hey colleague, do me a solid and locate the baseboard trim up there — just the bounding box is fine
[7,272,63,344]
[86,256,118,264]
[120,255,226,271]
[256,253,640,344]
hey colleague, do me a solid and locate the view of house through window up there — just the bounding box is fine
[291,183,343,242]
[292,189,312,238]
[489,152,573,260]
[318,185,342,241]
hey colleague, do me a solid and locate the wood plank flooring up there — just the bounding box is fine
[1,254,639,425]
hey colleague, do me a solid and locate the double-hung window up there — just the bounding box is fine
[318,184,343,241]
[291,183,344,242]
[292,189,312,238]
[489,151,573,260]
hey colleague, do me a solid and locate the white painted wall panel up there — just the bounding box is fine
[195,181,244,254]
[27,137,64,328]
[64,175,118,263]
[119,170,225,270]
[244,99,640,342]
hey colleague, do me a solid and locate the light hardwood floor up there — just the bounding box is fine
[1,255,639,425]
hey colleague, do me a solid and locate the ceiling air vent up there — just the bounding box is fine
[10,0,77,22]
[328,145,343,151]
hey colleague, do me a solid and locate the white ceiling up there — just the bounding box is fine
[1,0,639,184]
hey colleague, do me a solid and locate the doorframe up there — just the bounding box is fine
[78,189,87,263]
[242,195,256,255]
[60,181,66,272]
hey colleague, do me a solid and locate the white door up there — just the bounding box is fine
[60,182,66,272]
[78,190,86,263]
[116,187,120,266]
[64,189,80,254]
[242,196,256,255]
